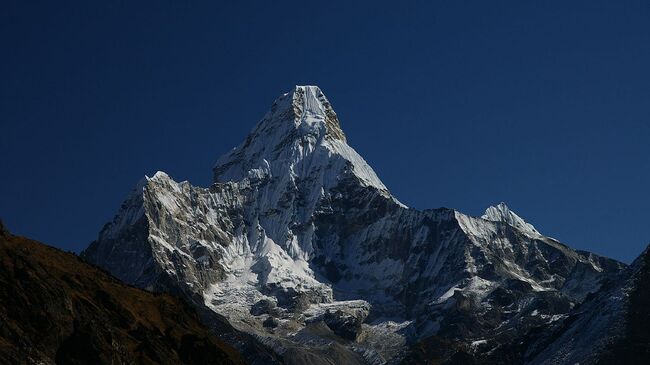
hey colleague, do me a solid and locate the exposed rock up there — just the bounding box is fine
[263,316,279,328]
[250,299,277,316]
[323,309,365,341]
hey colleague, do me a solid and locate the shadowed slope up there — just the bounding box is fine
[599,244,650,363]
[0,223,244,365]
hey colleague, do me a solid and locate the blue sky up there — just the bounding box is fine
[1,1,649,262]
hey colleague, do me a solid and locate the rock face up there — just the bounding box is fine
[0,226,244,365]
[83,86,633,364]
[596,245,650,364]
[519,244,650,365]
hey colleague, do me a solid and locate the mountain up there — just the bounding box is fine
[522,243,650,365]
[596,244,650,363]
[83,85,636,364]
[0,221,243,365]
[402,243,650,365]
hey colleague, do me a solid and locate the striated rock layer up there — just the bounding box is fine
[83,86,633,364]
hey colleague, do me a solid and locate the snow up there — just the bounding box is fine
[302,299,370,319]
[481,202,540,236]
[433,276,497,305]
[435,286,460,304]
[470,339,488,352]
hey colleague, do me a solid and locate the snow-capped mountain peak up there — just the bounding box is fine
[212,85,399,203]
[482,202,540,235]
[83,86,628,365]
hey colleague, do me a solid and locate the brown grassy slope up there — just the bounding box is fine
[0,223,245,365]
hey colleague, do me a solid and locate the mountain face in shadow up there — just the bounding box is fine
[598,245,650,363]
[401,243,650,365]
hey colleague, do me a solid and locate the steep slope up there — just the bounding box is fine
[401,242,650,365]
[520,244,650,365]
[83,86,626,364]
[597,244,650,363]
[0,222,244,365]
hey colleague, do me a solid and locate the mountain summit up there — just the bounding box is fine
[482,202,540,235]
[83,86,631,365]
[213,85,394,200]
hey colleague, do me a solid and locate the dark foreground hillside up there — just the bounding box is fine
[0,222,244,365]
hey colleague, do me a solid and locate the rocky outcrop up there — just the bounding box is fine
[520,244,650,365]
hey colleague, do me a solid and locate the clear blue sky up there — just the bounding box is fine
[1,1,648,262]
